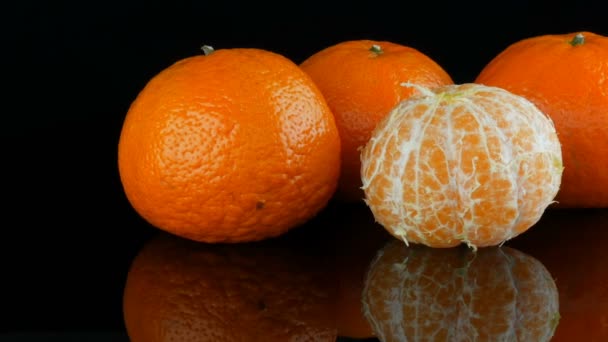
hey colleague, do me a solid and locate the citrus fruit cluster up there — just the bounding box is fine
[118,32,607,247]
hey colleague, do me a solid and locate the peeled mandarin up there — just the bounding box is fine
[360,83,563,249]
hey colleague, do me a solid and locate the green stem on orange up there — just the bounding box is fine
[201,45,215,55]
[569,33,585,46]
[370,44,383,55]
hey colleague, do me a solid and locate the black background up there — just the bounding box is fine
[2,0,608,335]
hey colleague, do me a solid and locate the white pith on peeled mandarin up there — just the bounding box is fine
[360,83,563,249]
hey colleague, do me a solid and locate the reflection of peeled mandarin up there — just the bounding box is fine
[123,233,337,342]
[362,241,559,341]
[508,210,608,341]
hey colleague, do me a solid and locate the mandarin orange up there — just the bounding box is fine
[118,46,341,242]
[360,83,563,248]
[300,40,453,202]
[476,31,608,207]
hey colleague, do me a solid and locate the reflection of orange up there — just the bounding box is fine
[123,233,337,341]
[330,203,392,338]
[362,241,559,341]
[300,40,453,201]
[118,47,341,243]
[508,209,608,341]
[360,83,563,248]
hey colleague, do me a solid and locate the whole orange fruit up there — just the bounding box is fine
[475,31,608,208]
[118,47,341,243]
[300,40,453,202]
[360,83,563,248]
[362,241,560,341]
[123,232,337,341]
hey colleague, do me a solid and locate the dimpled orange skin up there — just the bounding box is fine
[360,83,563,248]
[300,40,453,202]
[123,233,337,341]
[362,241,560,341]
[118,48,341,243]
[475,32,608,208]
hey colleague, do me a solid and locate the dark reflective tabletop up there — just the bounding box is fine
[121,204,606,342]
[7,201,604,341]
